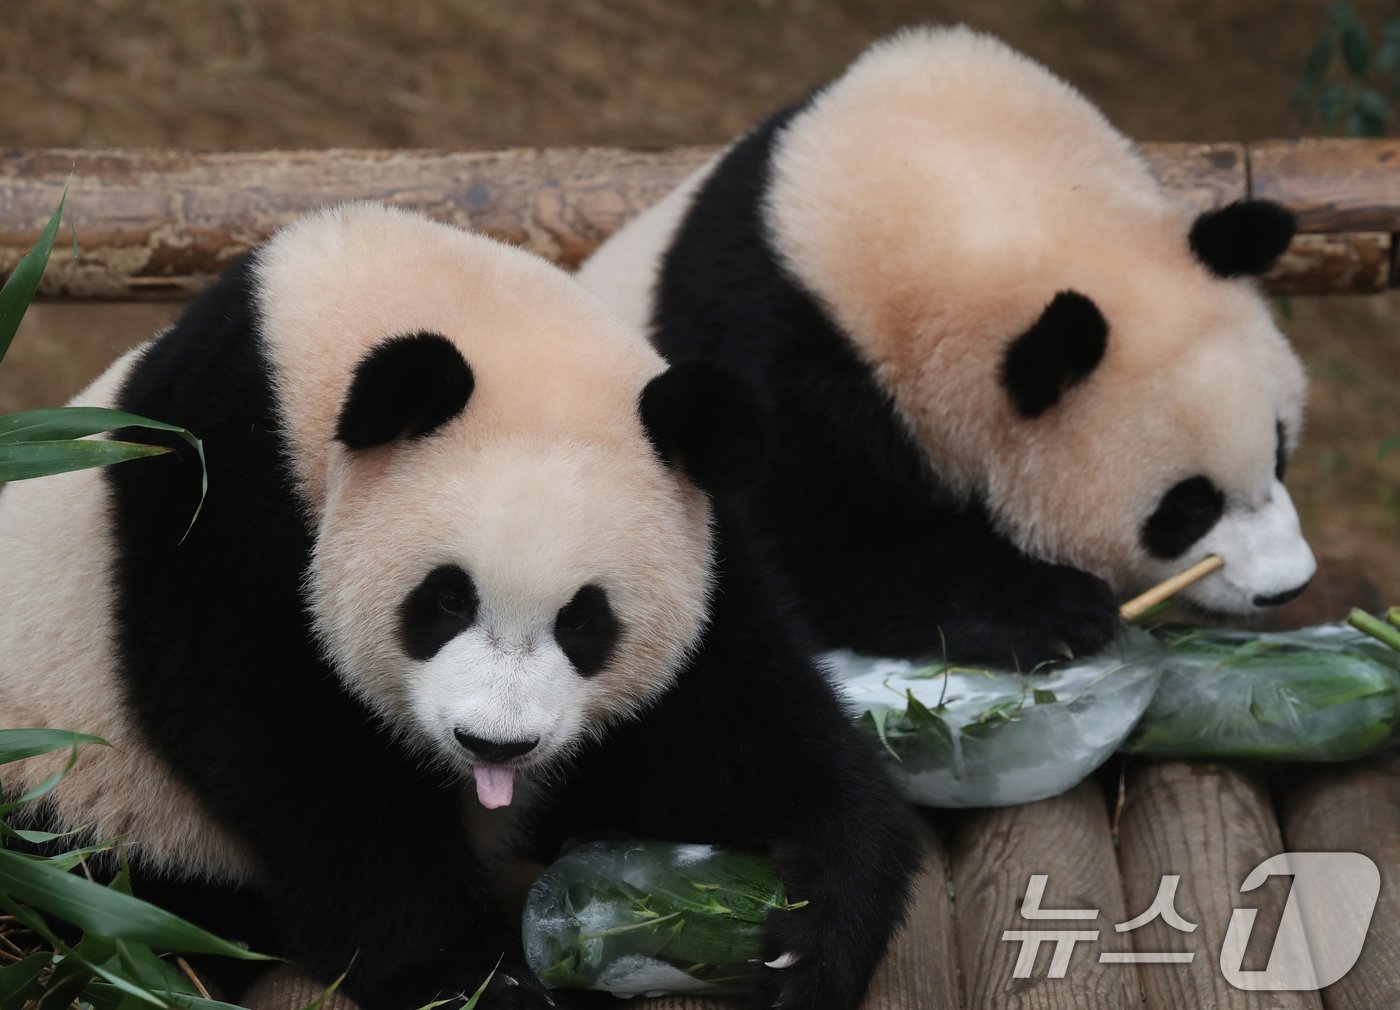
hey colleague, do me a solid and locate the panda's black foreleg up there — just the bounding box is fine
[218,760,553,1010]
[554,526,925,1010]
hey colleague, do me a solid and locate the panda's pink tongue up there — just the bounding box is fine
[474,764,515,809]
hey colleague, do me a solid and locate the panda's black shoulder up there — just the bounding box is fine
[115,253,268,439]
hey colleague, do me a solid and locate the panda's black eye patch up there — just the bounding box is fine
[1142,476,1225,560]
[401,565,479,660]
[1275,420,1288,482]
[555,584,618,678]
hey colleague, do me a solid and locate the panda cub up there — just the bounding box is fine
[0,204,920,1010]
[579,26,1316,667]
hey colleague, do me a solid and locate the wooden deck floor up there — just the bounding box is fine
[609,751,1399,1010]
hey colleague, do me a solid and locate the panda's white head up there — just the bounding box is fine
[252,204,764,808]
[764,26,1315,615]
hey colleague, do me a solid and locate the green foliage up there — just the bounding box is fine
[0,198,241,1006]
[1294,3,1400,136]
[0,194,207,515]
[0,730,270,1010]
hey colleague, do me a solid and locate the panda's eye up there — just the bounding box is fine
[1275,420,1288,482]
[399,565,479,661]
[1142,476,1225,560]
[555,584,619,678]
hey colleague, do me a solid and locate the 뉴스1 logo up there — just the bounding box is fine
[1001,851,1380,991]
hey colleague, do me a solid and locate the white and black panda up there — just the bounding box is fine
[579,26,1316,666]
[0,204,921,1010]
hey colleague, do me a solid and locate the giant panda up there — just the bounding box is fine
[0,204,921,1010]
[578,26,1316,667]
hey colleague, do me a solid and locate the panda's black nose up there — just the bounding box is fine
[453,730,538,762]
[1253,578,1313,608]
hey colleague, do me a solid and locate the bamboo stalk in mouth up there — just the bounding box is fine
[1119,555,1224,622]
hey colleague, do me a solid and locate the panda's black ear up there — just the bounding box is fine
[1189,200,1296,278]
[639,361,770,495]
[1000,290,1108,419]
[335,332,474,450]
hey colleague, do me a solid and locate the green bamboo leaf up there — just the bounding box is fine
[1356,86,1392,121]
[1343,22,1371,78]
[1380,431,1400,458]
[0,729,107,766]
[0,189,66,367]
[0,407,194,446]
[1299,37,1335,96]
[0,439,170,482]
[0,896,169,1009]
[1318,81,1352,126]
[0,848,270,961]
[0,412,208,536]
[0,952,52,1010]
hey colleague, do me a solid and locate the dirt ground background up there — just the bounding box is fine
[1,0,1397,596]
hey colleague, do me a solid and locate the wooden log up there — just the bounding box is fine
[1250,139,1400,234]
[0,146,714,299]
[950,779,1139,1010]
[1263,232,1393,295]
[1140,142,1247,215]
[1116,761,1322,1010]
[1275,751,1400,1010]
[1,141,1397,300]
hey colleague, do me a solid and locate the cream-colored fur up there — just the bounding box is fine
[762,26,1310,603]
[0,352,255,882]
[584,26,1312,608]
[0,203,713,880]
[258,205,712,759]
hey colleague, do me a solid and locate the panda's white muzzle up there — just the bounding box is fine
[410,626,590,808]
[1177,479,1317,614]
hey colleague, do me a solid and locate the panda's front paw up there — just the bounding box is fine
[1013,564,1122,668]
[754,906,867,1010]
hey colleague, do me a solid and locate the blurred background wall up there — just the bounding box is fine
[1,0,1396,592]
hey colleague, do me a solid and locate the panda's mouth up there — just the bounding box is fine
[473,763,517,810]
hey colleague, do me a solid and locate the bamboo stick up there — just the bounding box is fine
[1119,555,1224,622]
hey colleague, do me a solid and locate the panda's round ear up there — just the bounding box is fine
[1000,290,1108,419]
[335,332,474,450]
[639,361,770,495]
[1189,200,1296,278]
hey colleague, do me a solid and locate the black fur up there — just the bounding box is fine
[335,332,474,449]
[1000,290,1108,418]
[83,248,919,1010]
[530,509,924,1010]
[1188,200,1296,278]
[640,360,770,495]
[1275,420,1288,482]
[400,564,480,661]
[650,104,1121,666]
[553,584,618,677]
[1140,476,1225,560]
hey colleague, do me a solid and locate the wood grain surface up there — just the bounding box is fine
[950,779,1139,1010]
[1117,761,1322,1010]
[1,140,1396,299]
[1276,751,1400,1010]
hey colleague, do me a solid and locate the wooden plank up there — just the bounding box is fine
[1140,142,1247,215]
[860,822,960,1010]
[951,778,1138,1009]
[1,141,1396,299]
[0,146,715,299]
[1276,751,1400,1010]
[1116,761,1322,1010]
[1263,232,1392,295]
[1250,139,1400,233]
